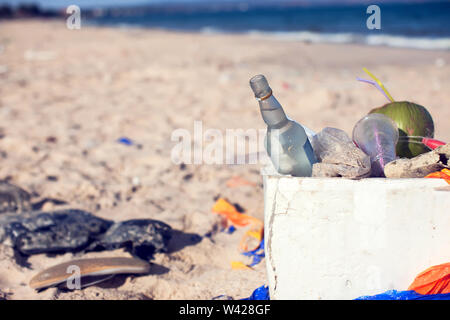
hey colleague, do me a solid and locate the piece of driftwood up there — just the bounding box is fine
[384,143,449,178]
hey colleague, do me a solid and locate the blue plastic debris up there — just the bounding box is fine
[117,137,134,146]
[227,225,236,234]
[356,290,450,300]
[242,238,265,267]
[242,285,270,300]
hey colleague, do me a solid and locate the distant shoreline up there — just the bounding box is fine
[2,2,449,51]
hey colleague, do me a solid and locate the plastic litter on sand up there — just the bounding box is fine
[425,168,450,184]
[241,285,270,300]
[211,198,264,269]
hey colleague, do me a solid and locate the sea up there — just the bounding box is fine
[22,1,450,50]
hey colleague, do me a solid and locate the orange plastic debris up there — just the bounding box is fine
[239,228,264,252]
[212,198,261,227]
[226,176,256,188]
[231,261,253,270]
[408,262,450,295]
[425,168,450,184]
[246,229,263,243]
[212,197,264,254]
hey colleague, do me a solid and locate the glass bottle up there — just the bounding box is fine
[250,74,317,176]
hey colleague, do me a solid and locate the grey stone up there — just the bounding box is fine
[311,127,371,179]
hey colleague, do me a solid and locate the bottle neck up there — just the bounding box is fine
[258,94,289,128]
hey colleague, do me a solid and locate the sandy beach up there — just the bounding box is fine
[0,20,449,300]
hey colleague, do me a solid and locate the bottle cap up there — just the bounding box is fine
[249,74,272,99]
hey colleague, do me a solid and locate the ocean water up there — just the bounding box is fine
[86,2,450,50]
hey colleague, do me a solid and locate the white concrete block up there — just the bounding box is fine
[262,165,450,300]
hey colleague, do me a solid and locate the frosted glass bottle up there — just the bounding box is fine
[250,75,317,176]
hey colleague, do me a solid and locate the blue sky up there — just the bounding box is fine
[0,0,443,9]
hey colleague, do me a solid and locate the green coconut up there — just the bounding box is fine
[369,101,434,158]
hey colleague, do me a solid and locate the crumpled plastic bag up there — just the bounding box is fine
[311,127,371,179]
[408,262,450,295]
[211,198,264,269]
[357,262,450,299]
[425,168,450,184]
[356,290,450,300]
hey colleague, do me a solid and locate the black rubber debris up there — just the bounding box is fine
[88,219,172,260]
[0,182,174,264]
[0,209,172,263]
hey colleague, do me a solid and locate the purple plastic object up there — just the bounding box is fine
[352,113,399,177]
[357,77,391,102]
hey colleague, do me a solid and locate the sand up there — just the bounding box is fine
[0,20,449,300]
